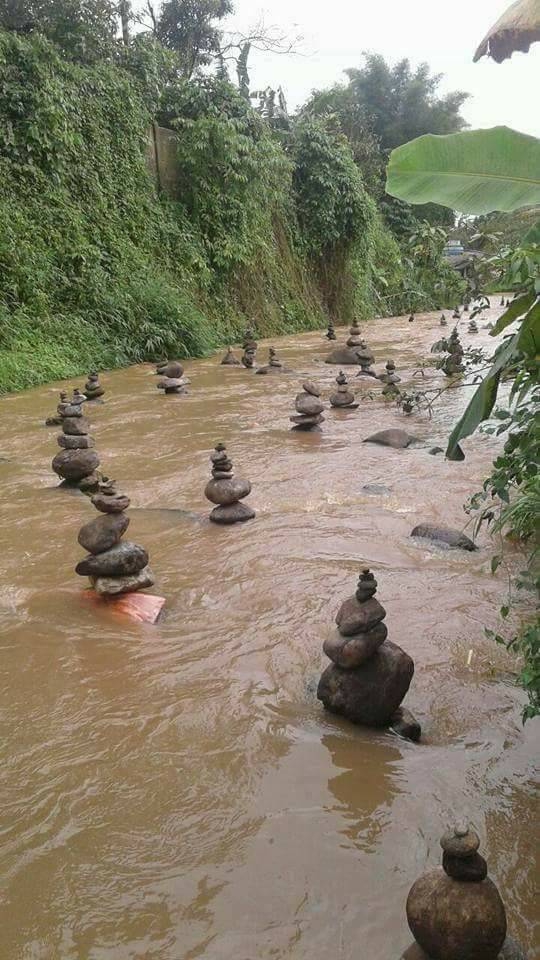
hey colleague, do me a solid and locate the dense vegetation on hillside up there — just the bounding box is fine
[0,1,464,393]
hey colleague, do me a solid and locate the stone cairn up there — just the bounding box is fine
[290,381,325,430]
[52,389,100,490]
[408,313,415,323]
[380,359,402,397]
[205,443,255,524]
[220,346,241,365]
[325,320,337,340]
[256,346,291,375]
[440,314,447,326]
[356,339,377,377]
[317,569,418,737]
[404,822,528,960]
[156,359,187,394]
[329,371,358,409]
[468,319,479,333]
[84,371,105,401]
[441,328,465,376]
[45,390,69,426]
[76,479,154,596]
[452,305,461,319]
[241,328,257,368]
[325,319,364,365]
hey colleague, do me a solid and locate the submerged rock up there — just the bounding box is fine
[91,567,155,595]
[363,429,417,449]
[411,523,477,552]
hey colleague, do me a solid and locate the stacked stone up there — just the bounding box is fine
[404,823,525,960]
[220,346,241,365]
[84,371,105,401]
[325,320,337,341]
[205,443,255,524]
[76,480,154,596]
[241,328,257,368]
[290,381,325,430]
[356,339,377,377]
[45,390,69,427]
[325,319,364,365]
[452,306,461,319]
[52,390,100,488]
[156,360,187,394]
[380,360,402,396]
[468,319,478,333]
[317,569,417,734]
[440,314,448,326]
[329,371,358,409]
[256,346,291,374]
[408,313,415,323]
[442,329,465,376]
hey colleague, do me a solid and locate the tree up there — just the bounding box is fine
[148,0,232,79]
[0,0,119,61]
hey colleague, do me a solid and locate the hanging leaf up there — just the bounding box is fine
[491,291,534,335]
[386,127,540,215]
[474,0,540,63]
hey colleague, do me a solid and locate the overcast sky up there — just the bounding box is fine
[223,0,540,136]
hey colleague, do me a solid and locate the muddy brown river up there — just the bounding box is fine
[0,305,538,960]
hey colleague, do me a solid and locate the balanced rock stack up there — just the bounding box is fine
[452,306,461,319]
[52,390,100,488]
[205,443,255,524]
[256,346,290,375]
[441,329,465,376]
[220,346,241,365]
[325,320,337,341]
[156,360,187,394]
[325,319,364,365]
[317,569,418,735]
[45,390,69,427]
[329,371,358,409]
[440,314,448,326]
[404,822,528,960]
[380,359,402,396]
[290,381,325,430]
[76,479,155,596]
[468,319,478,333]
[84,371,105,401]
[356,339,377,377]
[241,328,257,368]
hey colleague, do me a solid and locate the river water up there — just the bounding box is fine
[0,305,538,960]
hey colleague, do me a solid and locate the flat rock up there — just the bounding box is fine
[205,477,252,506]
[57,434,95,450]
[290,413,324,427]
[91,492,130,514]
[335,595,386,637]
[210,502,256,524]
[411,523,477,552]
[76,541,148,577]
[429,446,444,455]
[390,706,421,742]
[317,640,414,727]
[78,513,130,554]
[362,483,391,495]
[52,449,100,481]
[363,429,416,448]
[323,622,387,668]
[406,869,507,960]
[91,566,155,595]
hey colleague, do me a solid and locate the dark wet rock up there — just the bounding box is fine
[61,404,84,418]
[78,472,101,494]
[317,640,414,727]
[157,377,187,394]
[91,483,131,514]
[325,346,362,365]
[256,346,291,374]
[290,383,325,430]
[411,523,477,552]
[52,449,100,481]
[296,393,324,416]
[325,321,337,340]
[91,566,155,595]
[330,371,358,408]
[78,513,130,554]
[84,372,105,400]
[62,416,90,436]
[335,595,386,636]
[363,429,417,449]
[221,347,241,365]
[362,483,391,495]
[45,415,63,426]
[441,824,480,858]
[156,360,184,379]
[209,502,256,524]
[390,706,422,742]
[428,446,444,455]
[407,869,506,960]
[76,541,148,577]
[323,621,388,668]
[443,852,488,882]
[57,434,95,450]
[205,477,252,506]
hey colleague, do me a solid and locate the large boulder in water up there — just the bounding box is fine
[411,523,477,552]
[406,868,507,960]
[317,640,414,726]
[363,429,417,448]
[325,347,361,365]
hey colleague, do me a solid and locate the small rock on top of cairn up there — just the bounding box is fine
[317,568,418,735]
[84,371,105,401]
[156,360,187,394]
[290,381,325,430]
[220,346,241,365]
[330,371,358,409]
[325,320,337,341]
[52,389,100,487]
[404,823,521,960]
[45,390,69,426]
[77,479,163,621]
[256,346,291,374]
[205,444,255,524]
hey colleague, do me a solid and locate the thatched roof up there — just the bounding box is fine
[474,0,540,62]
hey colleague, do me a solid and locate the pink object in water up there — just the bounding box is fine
[81,590,165,624]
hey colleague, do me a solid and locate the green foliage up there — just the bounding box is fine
[154,0,232,78]
[386,126,540,215]
[0,0,119,62]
